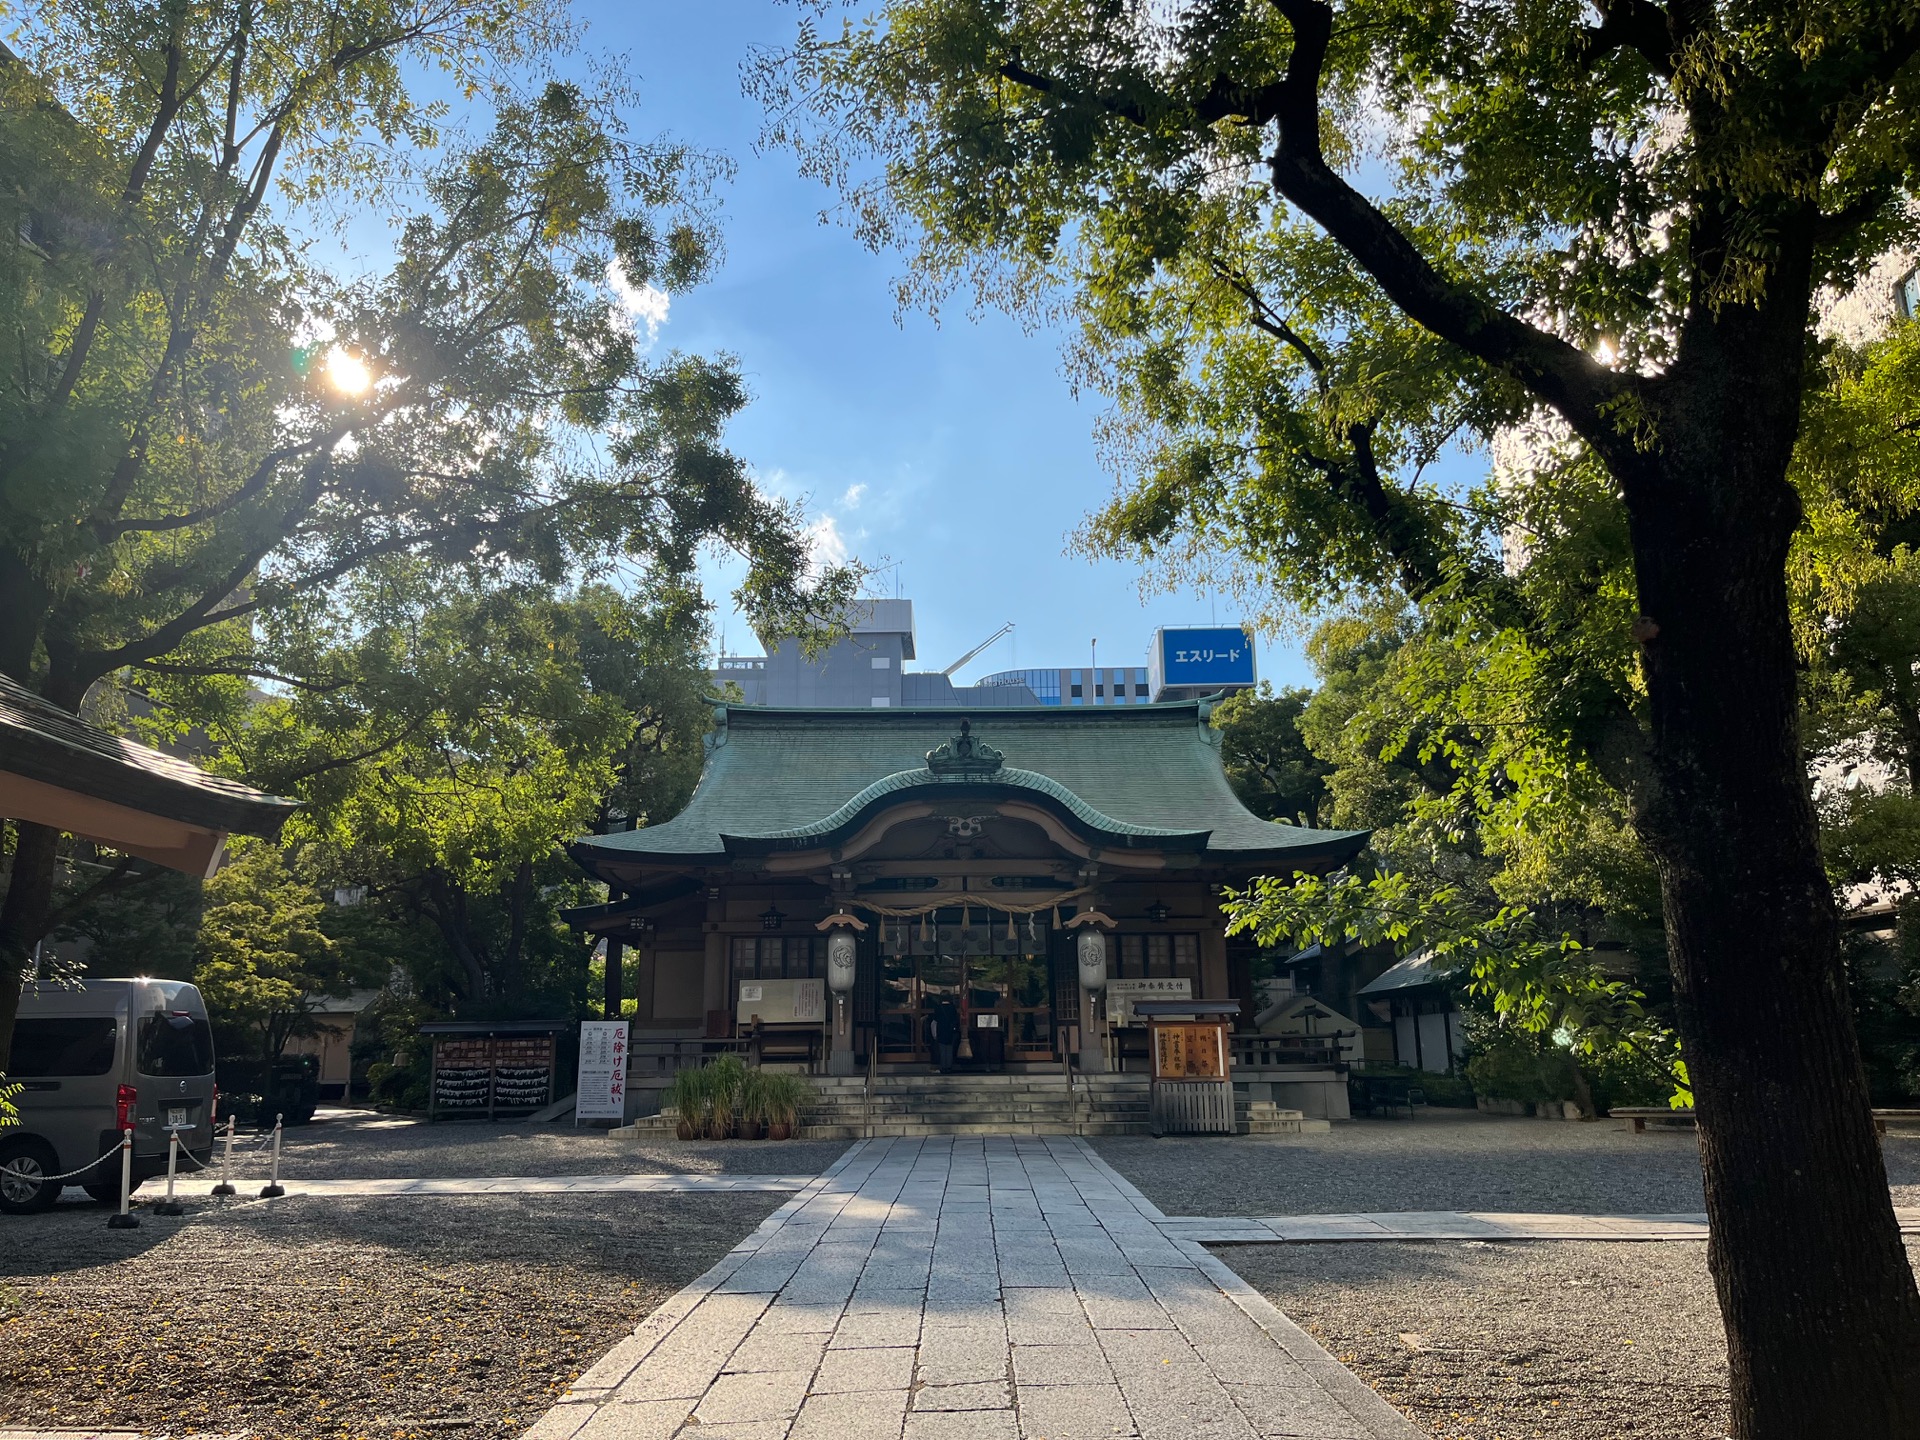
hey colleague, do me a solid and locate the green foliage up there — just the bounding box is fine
[1463,1029,1581,1105]
[1226,866,1683,1099]
[1209,682,1330,825]
[194,839,352,1062]
[50,864,206,978]
[1847,910,1920,1106]
[749,0,1911,1125]
[0,1,858,1024]
[1795,325,1920,899]
[228,578,712,1015]
[1351,1064,1475,1108]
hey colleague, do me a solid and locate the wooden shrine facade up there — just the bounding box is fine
[565,702,1367,1078]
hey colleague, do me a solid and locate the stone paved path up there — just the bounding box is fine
[524,1136,1421,1440]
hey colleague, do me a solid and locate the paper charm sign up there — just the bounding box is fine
[575,1020,629,1123]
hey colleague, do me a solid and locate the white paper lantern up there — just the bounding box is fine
[1076,928,1108,993]
[828,929,858,994]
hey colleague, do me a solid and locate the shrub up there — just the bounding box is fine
[1347,1064,1475,1108]
[1464,1033,1580,1104]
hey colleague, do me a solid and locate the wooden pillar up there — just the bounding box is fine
[702,888,729,1030]
[633,931,657,1024]
[604,934,625,1019]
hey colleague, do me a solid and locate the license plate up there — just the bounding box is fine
[167,1106,188,1129]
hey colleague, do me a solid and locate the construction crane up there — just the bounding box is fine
[941,622,1015,678]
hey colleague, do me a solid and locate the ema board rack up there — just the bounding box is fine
[420,1019,572,1120]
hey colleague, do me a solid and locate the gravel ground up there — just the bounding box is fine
[201,1108,848,1183]
[0,1190,781,1440]
[1224,1239,1920,1440]
[1095,1110,1920,1216]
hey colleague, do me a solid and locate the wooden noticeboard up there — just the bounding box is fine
[1146,1015,1233,1134]
[1151,1020,1228,1079]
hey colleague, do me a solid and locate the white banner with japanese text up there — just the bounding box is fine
[575,1020,629,1122]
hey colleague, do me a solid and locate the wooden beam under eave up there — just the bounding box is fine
[0,771,229,877]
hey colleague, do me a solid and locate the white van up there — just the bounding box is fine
[3,979,217,1213]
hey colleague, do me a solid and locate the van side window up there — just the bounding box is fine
[137,1010,214,1077]
[10,1017,118,1076]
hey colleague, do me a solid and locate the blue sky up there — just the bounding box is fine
[560,2,1323,689]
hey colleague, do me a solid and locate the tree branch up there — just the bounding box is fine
[44,856,168,936]
[103,432,334,538]
[1571,0,1678,79]
[1258,0,1631,459]
[131,659,355,694]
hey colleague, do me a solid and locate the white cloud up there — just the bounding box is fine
[806,511,852,569]
[841,483,867,509]
[607,260,671,350]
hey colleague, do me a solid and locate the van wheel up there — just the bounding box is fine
[0,1140,63,1214]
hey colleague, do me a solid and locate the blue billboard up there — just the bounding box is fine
[1154,626,1257,692]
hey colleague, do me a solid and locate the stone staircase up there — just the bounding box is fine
[793,1073,1152,1139]
[612,1071,1321,1140]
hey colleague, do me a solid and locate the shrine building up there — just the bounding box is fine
[566,701,1368,1123]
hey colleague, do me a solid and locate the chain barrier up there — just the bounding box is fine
[5,1107,301,1227]
[0,1147,119,1185]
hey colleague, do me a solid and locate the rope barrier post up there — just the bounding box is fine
[152,1129,184,1216]
[259,1113,286,1198]
[106,1128,139,1230]
[211,1115,236,1197]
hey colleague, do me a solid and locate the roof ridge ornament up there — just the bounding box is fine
[925,719,1004,776]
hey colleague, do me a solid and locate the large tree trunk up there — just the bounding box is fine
[0,820,61,1074]
[1626,384,1920,1435]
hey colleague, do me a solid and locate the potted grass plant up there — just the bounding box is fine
[737,1068,770,1140]
[665,1065,711,1141]
[762,1073,810,1141]
[706,1054,748,1139]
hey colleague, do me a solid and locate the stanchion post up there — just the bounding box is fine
[259,1112,286,1198]
[152,1129,184,1216]
[106,1128,139,1230]
[211,1115,236,1197]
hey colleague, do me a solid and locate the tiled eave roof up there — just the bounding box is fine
[0,672,296,835]
[571,700,1367,879]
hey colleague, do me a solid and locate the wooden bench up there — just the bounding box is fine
[1612,1106,1920,1135]
[1611,1106,1695,1132]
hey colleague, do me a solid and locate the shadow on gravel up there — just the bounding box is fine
[0,1191,783,1440]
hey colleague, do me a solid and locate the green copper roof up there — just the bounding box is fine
[571,700,1367,873]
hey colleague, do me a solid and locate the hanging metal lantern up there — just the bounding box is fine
[828,929,858,995]
[1077,927,1108,993]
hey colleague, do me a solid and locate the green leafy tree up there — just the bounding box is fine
[233,577,712,1014]
[194,838,358,1062]
[757,3,1920,1427]
[1207,682,1330,825]
[0,3,855,1067]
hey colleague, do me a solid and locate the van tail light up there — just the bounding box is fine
[211,1084,220,1123]
[116,1084,137,1132]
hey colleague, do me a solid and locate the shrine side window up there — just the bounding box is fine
[730,937,824,981]
[1115,935,1201,980]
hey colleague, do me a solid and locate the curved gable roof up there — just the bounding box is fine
[573,700,1366,876]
